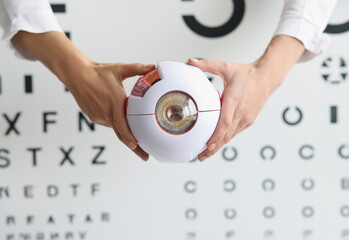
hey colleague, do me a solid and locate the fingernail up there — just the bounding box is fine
[208,143,216,152]
[142,155,149,161]
[128,142,137,150]
[198,156,207,162]
[146,64,154,68]
[190,58,199,62]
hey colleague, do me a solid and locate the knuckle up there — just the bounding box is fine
[118,131,128,142]
[135,63,145,71]
[222,61,230,69]
[241,114,255,128]
[118,128,134,144]
[224,132,233,143]
[133,63,142,69]
[224,135,231,144]
[221,117,232,129]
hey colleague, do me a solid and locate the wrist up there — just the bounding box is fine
[253,35,305,92]
[12,31,92,88]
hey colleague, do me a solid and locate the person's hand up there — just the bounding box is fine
[188,35,305,161]
[66,61,154,161]
[12,31,154,161]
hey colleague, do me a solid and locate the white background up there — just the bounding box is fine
[0,0,349,239]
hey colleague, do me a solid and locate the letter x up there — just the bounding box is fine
[59,147,75,166]
[3,113,21,135]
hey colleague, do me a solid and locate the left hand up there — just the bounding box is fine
[188,36,305,161]
[189,58,277,161]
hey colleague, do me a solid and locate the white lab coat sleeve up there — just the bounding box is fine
[274,0,337,62]
[0,0,63,60]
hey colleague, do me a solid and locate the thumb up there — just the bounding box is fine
[188,58,225,75]
[113,63,155,80]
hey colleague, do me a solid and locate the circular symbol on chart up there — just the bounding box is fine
[262,179,275,192]
[341,206,349,217]
[222,146,238,161]
[338,144,349,159]
[185,208,198,220]
[263,207,275,219]
[299,145,315,160]
[324,2,349,34]
[301,178,315,191]
[282,106,303,126]
[224,208,237,220]
[321,57,348,85]
[223,179,236,192]
[184,180,197,193]
[302,206,315,218]
[325,21,349,34]
[182,0,245,38]
[260,145,276,160]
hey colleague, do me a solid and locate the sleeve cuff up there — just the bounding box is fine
[2,3,63,60]
[274,17,331,62]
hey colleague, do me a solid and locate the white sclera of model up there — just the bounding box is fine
[126,61,221,162]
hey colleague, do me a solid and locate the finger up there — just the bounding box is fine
[188,58,227,76]
[198,93,243,161]
[111,103,149,160]
[198,118,240,161]
[198,138,226,161]
[112,113,137,150]
[231,124,245,139]
[133,145,150,161]
[232,115,255,138]
[112,63,155,80]
[112,123,149,161]
[199,105,253,161]
[201,87,238,156]
[203,117,242,160]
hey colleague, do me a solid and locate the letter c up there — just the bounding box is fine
[182,0,245,38]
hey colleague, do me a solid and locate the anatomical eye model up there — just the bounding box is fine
[126,61,221,162]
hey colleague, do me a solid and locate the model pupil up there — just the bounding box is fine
[167,105,184,122]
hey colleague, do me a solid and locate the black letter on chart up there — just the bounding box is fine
[0,149,10,168]
[43,111,57,133]
[0,186,10,198]
[91,146,106,165]
[47,185,59,198]
[3,112,21,135]
[27,147,42,167]
[78,111,95,132]
[59,147,75,166]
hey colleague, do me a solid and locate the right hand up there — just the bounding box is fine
[67,61,155,161]
[12,31,155,161]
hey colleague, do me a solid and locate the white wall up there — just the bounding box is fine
[0,0,348,239]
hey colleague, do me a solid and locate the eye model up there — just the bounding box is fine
[126,61,221,162]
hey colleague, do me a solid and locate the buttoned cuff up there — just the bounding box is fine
[274,17,331,62]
